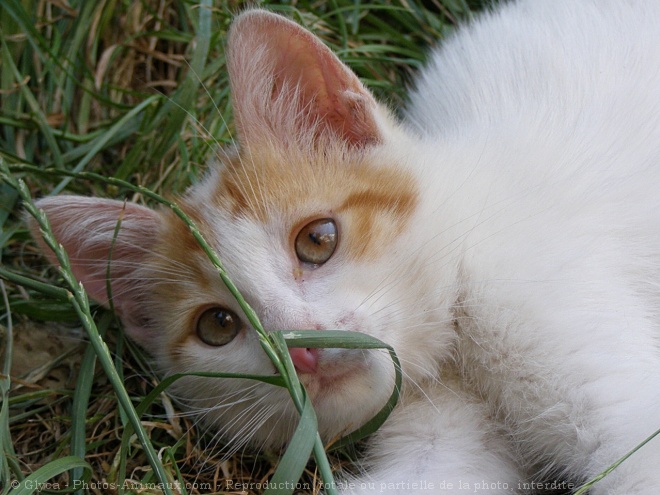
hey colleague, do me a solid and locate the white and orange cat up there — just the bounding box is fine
[31,0,660,493]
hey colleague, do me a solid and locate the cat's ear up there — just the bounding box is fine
[29,196,161,347]
[227,10,382,150]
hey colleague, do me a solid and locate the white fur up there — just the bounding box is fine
[386,0,660,493]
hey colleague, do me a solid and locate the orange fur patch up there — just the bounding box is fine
[149,206,217,358]
[214,143,418,261]
[161,207,207,257]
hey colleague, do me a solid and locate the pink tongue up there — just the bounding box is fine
[288,348,319,373]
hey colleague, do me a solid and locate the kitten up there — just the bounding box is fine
[31,0,660,493]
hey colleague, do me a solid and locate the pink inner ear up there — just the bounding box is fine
[275,28,381,146]
[30,196,162,347]
[227,10,382,149]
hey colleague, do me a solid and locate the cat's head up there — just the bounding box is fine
[30,10,455,448]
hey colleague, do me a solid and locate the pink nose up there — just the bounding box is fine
[288,347,319,373]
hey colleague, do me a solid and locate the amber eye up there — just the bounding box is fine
[196,307,241,346]
[295,218,338,265]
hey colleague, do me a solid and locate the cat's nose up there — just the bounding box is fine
[288,347,319,373]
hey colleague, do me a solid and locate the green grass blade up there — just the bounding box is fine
[574,427,660,495]
[0,38,64,170]
[1,280,19,493]
[51,96,159,194]
[69,312,112,495]
[283,329,394,349]
[0,183,18,231]
[265,391,318,495]
[115,0,213,179]
[269,332,338,495]
[0,267,71,301]
[1,0,60,69]
[8,456,91,495]
[0,162,175,495]
[140,372,287,415]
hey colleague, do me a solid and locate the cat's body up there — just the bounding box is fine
[32,0,660,494]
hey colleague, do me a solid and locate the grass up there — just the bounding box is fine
[0,1,486,494]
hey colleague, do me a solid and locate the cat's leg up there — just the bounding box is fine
[460,278,660,495]
[338,380,523,494]
[562,340,660,495]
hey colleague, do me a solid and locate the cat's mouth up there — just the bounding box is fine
[290,348,367,397]
[299,368,357,399]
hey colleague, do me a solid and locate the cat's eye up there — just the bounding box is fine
[295,218,338,265]
[196,307,241,346]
